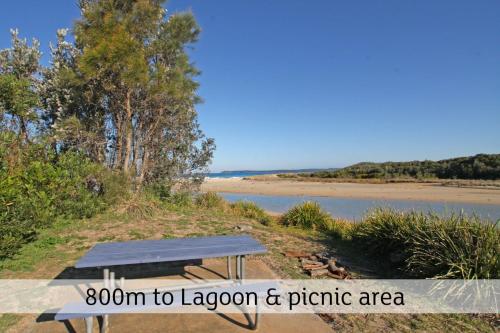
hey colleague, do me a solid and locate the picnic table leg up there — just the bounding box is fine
[236,255,240,280]
[242,301,260,330]
[252,302,261,330]
[227,256,233,279]
[84,316,93,333]
[241,255,246,280]
[102,268,110,333]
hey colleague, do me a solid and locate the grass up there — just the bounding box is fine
[280,201,330,229]
[0,314,19,332]
[277,203,499,280]
[194,192,228,210]
[230,200,273,225]
[280,201,353,238]
[353,208,499,279]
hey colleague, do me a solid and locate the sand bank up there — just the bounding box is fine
[202,177,500,205]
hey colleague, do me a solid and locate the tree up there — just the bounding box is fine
[0,29,41,142]
[72,0,214,188]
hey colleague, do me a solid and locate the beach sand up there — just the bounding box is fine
[201,177,500,205]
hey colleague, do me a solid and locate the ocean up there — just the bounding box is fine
[207,169,329,179]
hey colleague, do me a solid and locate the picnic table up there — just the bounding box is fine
[57,235,267,332]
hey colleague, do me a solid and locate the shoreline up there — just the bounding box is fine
[202,177,500,205]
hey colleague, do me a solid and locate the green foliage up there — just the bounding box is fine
[195,192,227,210]
[230,201,272,225]
[0,138,109,259]
[352,209,414,255]
[99,170,131,205]
[317,217,354,239]
[353,209,500,279]
[299,154,500,180]
[0,29,41,141]
[279,202,499,279]
[280,201,331,230]
[166,192,193,208]
[405,214,499,279]
[0,74,38,119]
[0,314,19,331]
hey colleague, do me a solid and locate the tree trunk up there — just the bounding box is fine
[123,89,133,173]
[19,117,29,143]
[114,115,122,169]
[137,148,149,189]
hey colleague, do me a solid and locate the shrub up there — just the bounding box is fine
[147,183,171,201]
[406,214,499,279]
[353,208,500,279]
[352,208,417,256]
[195,192,227,210]
[166,191,193,207]
[317,218,354,239]
[230,201,272,225]
[280,201,331,230]
[100,170,131,205]
[0,144,109,259]
[115,194,160,219]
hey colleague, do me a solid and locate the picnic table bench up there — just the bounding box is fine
[55,235,268,332]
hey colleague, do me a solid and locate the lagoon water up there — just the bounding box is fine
[219,192,500,222]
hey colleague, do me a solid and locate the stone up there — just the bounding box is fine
[234,225,252,232]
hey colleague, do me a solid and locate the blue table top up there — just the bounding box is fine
[75,235,267,268]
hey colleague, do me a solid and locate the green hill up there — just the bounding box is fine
[301,154,500,180]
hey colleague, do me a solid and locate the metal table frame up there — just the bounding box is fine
[73,236,265,333]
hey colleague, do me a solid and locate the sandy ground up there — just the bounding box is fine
[201,178,500,205]
[26,259,333,333]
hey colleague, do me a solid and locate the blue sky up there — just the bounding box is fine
[1,1,499,171]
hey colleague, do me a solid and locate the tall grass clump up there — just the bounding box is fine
[353,208,500,279]
[230,201,273,225]
[406,214,499,279]
[195,192,228,210]
[352,208,417,256]
[281,201,330,229]
[317,217,355,239]
[280,201,354,238]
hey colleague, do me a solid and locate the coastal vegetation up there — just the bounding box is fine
[272,200,498,279]
[0,1,213,259]
[281,154,500,181]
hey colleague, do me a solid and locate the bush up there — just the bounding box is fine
[147,183,171,201]
[353,208,500,279]
[317,218,354,239]
[115,194,160,219]
[100,170,131,205]
[166,191,193,207]
[352,208,416,256]
[195,192,227,210]
[0,142,109,259]
[406,214,499,279]
[280,201,331,230]
[230,201,272,225]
